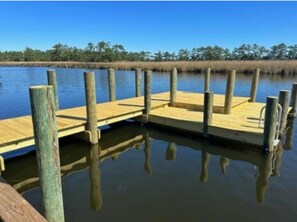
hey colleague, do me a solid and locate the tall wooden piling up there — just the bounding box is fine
[144,70,152,114]
[135,68,141,97]
[47,70,59,110]
[224,70,236,114]
[203,91,213,137]
[108,68,116,101]
[290,83,297,115]
[84,72,99,144]
[29,85,64,222]
[204,67,211,92]
[263,96,278,153]
[278,90,290,132]
[170,68,177,106]
[250,68,260,102]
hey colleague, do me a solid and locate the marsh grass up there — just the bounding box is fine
[1,60,297,75]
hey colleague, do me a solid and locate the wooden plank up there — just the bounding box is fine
[0,176,47,222]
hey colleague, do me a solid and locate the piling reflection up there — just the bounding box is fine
[87,144,102,211]
[144,134,152,174]
[1,122,294,206]
[165,143,177,161]
[220,156,230,175]
[200,151,211,182]
[283,117,295,150]
[256,152,273,203]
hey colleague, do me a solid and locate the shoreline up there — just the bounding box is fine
[0,60,296,75]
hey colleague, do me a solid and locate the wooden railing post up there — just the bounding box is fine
[203,91,213,137]
[278,90,290,132]
[108,68,116,101]
[263,96,278,153]
[144,70,152,114]
[250,68,260,102]
[29,85,64,222]
[135,68,141,97]
[47,69,59,110]
[290,83,297,116]
[224,70,236,114]
[170,67,177,106]
[204,67,211,92]
[84,72,99,144]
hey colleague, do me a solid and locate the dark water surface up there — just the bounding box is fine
[1,67,297,222]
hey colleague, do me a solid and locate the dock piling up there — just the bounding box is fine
[203,91,214,137]
[250,68,260,102]
[135,68,142,97]
[108,68,116,101]
[278,90,290,132]
[47,69,59,110]
[170,67,177,106]
[144,70,152,114]
[84,72,99,144]
[263,96,278,153]
[224,70,236,114]
[165,142,177,161]
[29,85,64,222]
[204,67,211,92]
[290,83,297,116]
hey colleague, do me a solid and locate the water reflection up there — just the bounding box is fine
[87,144,102,211]
[1,121,295,210]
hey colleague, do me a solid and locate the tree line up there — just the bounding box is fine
[0,41,296,62]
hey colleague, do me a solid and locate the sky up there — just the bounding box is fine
[0,1,296,53]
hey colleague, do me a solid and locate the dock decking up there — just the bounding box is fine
[0,91,264,155]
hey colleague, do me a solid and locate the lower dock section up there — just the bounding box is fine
[149,102,266,147]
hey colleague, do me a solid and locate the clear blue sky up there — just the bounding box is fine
[0,1,296,53]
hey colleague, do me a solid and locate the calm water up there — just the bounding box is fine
[1,67,297,222]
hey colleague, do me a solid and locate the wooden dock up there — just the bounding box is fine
[0,91,253,155]
[0,68,295,221]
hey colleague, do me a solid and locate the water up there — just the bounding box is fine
[1,67,297,222]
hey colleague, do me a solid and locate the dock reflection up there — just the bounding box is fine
[1,121,294,207]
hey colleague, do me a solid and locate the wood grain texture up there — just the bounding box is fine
[0,177,47,222]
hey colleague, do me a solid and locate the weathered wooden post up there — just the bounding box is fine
[224,70,236,114]
[144,70,152,115]
[204,67,211,92]
[165,142,177,161]
[135,68,141,97]
[170,67,177,106]
[284,116,295,150]
[203,91,214,137]
[278,90,290,132]
[290,83,297,116]
[47,69,59,110]
[108,68,116,101]
[29,85,64,222]
[84,72,99,144]
[263,96,278,153]
[89,144,102,211]
[200,151,210,182]
[250,68,260,102]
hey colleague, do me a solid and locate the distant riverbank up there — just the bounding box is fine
[0,60,296,75]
